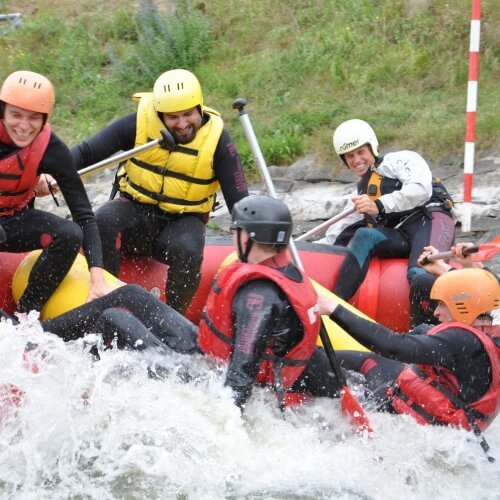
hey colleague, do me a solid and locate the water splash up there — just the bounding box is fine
[0,318,498,499]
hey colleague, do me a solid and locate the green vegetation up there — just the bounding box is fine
[0,0,498,179]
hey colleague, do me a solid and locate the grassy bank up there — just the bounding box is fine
[1,0,498,179]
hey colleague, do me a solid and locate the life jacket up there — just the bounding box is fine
[388,323,500,431]
[0,122,51,216]
[198,256,320,403]
[358,168,454,227]
[119,93,223,215]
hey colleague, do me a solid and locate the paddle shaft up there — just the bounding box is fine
[233,98,372,432]
[50,129,176,186]
[295,208,356,242]
[421,245,478,264]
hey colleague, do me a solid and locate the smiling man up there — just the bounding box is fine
[325,118,455,306]
[0,70,113,314]
[71,69,249,313]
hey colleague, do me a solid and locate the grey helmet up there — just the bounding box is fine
[231,195,293,245]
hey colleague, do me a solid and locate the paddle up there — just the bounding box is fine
[48,129,176,189]
[421,236,500,264]
[295,208,356,242]
[233,97,372,434]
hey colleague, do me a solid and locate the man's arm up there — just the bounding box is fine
[214,130,249,212]
[226,280,282,408]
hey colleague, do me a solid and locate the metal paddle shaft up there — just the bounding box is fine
[421,245,478,264]
[232,98,303,268]
[296,208,356,242]
[78,128,176,178]
[50,129,176,188]
[233,97,372,433]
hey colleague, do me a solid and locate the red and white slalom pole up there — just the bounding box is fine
[462,0,481,233]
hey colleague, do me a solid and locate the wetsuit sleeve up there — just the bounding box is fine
[70,113,137,169]
[40,133,104,268]
[213,130,249,212]
[330,304,482,366]
[226,280,285,408]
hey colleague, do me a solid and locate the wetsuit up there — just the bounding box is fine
[0,131,104,313]
[41,284,198,354]
[331,305,498,426]
[71,113,248,313]
[326,151,455,301]
[199,254,340,408]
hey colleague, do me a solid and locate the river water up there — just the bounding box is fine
[1,165,499,499]
[1,313,499,500]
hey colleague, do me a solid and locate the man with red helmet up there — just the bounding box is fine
[319,268,500,431]
[0,70,114,313]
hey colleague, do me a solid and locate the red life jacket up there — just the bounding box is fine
[389,323,500,431]
[0,122,51,215]
[198,254,320,399]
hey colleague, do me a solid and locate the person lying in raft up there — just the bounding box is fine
[410,242,490,327]
[18,195,341,411]
[318,268,500,431]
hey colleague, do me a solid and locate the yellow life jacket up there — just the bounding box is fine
[119,93,223,214]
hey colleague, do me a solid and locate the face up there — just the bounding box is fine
[161,106,202,144]
[343,145,376,177]
[433,301,454,323]
[2,103,45,147]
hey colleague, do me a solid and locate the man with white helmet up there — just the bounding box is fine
[72,69,249,313]
[326,118,455,303]
[319,267,500,431]
[0,70,113,313]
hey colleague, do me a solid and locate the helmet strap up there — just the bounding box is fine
[236,228,253,263]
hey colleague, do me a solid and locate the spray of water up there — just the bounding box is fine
[0,317,498,499]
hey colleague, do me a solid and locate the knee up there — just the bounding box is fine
[58,221,83,249]
[349,228,384,260]
[407,265,427,283]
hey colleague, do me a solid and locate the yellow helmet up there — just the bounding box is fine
[0,70,55,118]
[430,268,500,324]
[153,69,203,113]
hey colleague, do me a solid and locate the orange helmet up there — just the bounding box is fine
[430,268,500,324]
[0,70,55,118]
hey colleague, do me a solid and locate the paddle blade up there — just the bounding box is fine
[472,238,500,262]
[340,386,373,436]
[0,383,25,426]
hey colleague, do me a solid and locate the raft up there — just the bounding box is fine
[1,237,411,336]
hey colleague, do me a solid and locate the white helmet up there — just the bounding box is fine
[332,119,379,162]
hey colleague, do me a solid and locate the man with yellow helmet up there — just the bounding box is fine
[0,70,113,313]
[72,69,249,313]
[327,118,455,305]
[319,267,500,431]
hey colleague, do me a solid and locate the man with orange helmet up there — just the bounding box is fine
[319,268,500,431]
[0,70,114,313]
[71,69,249,313]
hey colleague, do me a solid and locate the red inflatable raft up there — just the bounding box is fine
[0,236,411,332]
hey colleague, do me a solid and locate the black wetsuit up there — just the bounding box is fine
[41,284,198,354]
[223,264,339,408]
[0,132,104,313]
[331,305,494,409]
[71,113,249,313]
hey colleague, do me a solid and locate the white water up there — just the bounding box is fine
[1,316,499,500]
